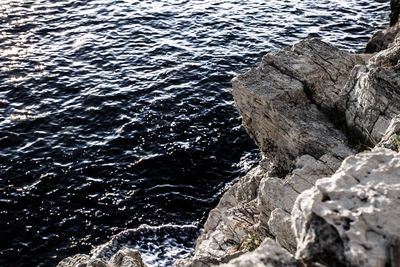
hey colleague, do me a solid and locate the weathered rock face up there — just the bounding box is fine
[340,38,400,143]
[175,38,365,267]
[216,238,299,267]
[57,248,147,267]
[256,153,343,254]
[377,115,400,150]
[366,0,400,53]
[173,166,267,267]
[59,3,400,267]
[232,38,356,175]
[293,148,400,267]
[365,22,400,53]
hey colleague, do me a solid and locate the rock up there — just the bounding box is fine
[366,0,400,54]
[369,33,400,66]
[56,249,147,267]
[179,8,400,266]
[268,208,296,253]
[175,166,266,267]
[258,154,342,216]
[57,255,93,267]
[293,148,400,267]
[181,38,365,267]
[339,40,400,144]
[365,22,400,53]
[59,7,400,266]
[377,115,400,151]
[391,0,400,26]
[110,249,146,267]
[215,238,299,267]
[181,148,349,266]
[232,38,355,175]
[256,153,342,253]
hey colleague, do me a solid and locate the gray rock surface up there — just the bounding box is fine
[377,115,400,150]
[365,22,400,53]
[366,0,400,53]
[174,166,266,267]
[293,148,400,267]
[232,38,355,175]
[267,208,296,253]
[179,38,361,267]
[340,37,400,144]
[110,249,147,267]
[215,238,299,267]
[57,249,146,267]
[183,31,400,266]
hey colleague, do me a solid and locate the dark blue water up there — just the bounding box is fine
[0,0,390,266]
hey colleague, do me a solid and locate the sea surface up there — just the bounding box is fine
[0,0,390,266]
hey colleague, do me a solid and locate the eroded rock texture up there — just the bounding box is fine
[341,37,400,144]
[174,166,266,267]
[216,239,299,267]
[232,38,355,175]
[377,115,400,150]
[365,22,400,53]
[293,148,400,267]
[57,248,147,267]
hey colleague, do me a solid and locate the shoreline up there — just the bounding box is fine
[58,1,400,267]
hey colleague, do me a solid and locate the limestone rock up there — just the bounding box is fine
[215,238,299,267]
[56,249,146,267]
[268,208,296,253]
[365,22,400,53]
[57,255,94,267]
[293,148,400,267]
[175,166,266,267]
[339,41,400,143]
[377,115,400,151]
[181,155,345,266]
[256,153,341,253]
[180,38,361,267]
[232,38,355,175]
[110,249,146,267]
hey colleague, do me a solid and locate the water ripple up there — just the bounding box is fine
[0,0,389,266]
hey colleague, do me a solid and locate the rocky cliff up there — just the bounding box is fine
[173,3,400,267]
[58,2,400,267]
